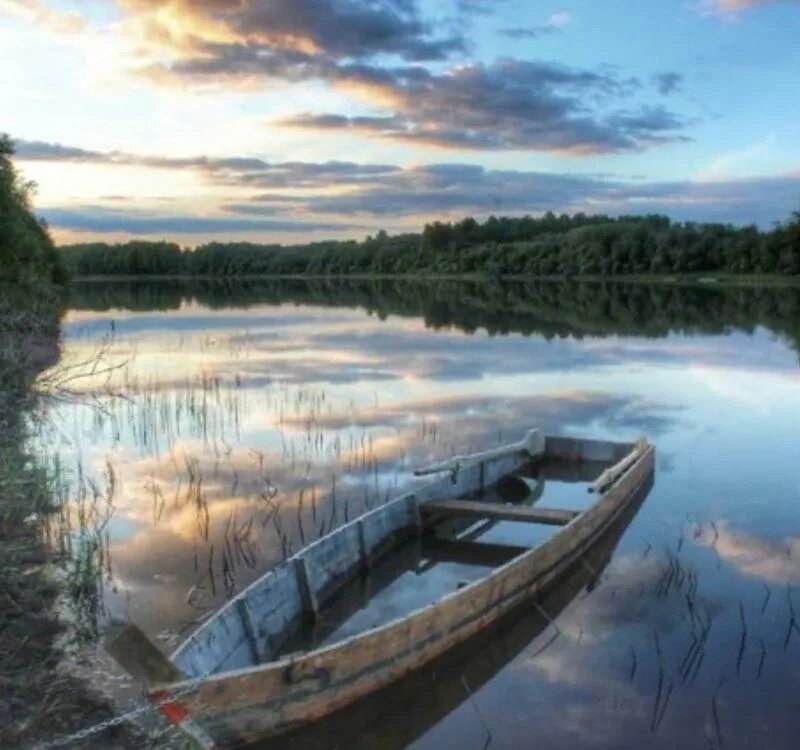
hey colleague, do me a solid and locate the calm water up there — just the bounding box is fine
[44,279,800,749]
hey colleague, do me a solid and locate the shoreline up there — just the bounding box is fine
[68,272,800,288]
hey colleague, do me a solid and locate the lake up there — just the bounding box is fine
[44,278,800,749]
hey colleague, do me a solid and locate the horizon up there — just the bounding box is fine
[4,0,800,246]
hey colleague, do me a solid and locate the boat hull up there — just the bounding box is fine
[157,442,655,748]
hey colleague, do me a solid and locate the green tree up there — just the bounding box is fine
[0,134,66,288]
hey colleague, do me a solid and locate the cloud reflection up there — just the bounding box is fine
[696,522,800,584]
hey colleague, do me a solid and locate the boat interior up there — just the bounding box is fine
[171,436,640,680]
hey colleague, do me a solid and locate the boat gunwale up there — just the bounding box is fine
[160,436,650,694]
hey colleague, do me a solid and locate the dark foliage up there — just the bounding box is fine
[59,210,800,278]
[0,134,67,289]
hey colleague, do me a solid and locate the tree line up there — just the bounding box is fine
[56,207,800,276]
[60,210,800,278]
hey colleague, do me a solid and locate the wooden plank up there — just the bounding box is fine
[236,598,260,663]
[294,557,319,623]
[105,624,185,688]
[544,436,623,463]
[414,429,544,476]
[415,518,499,574]
[420,538,528,567]
[357,519,370,572]
[304,523,362,603]
[590,437,648,494]
[421,499,580,526]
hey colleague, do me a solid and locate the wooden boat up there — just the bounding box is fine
[108,430,655,749]
[262,470,654,750]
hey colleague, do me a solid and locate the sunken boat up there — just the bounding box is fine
[108,430,655,748]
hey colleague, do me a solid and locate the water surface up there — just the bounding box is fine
[46,279,800,749]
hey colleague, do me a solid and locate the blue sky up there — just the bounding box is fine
[2,0,800,244]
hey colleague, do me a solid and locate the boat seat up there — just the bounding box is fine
[421,499,580,526]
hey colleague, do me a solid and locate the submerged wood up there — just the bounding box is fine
[419,537,528,567]
[105,624,185,687]
[108,432,654,748]
[421,499,579,526]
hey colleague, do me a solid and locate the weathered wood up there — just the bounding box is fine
[304,523,362,605]
[105,624,185,688]
[544,436,629,463]
[420,538,528,567]
[357,520,370,572]
[533,459,606,483]
[236,599,260,663]
[589,437,647,494]
[421,499,580,526]
[416,517,500,574]
[294,557,319,623]
[415,429,545,476]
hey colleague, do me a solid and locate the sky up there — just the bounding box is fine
[2,0,800,246]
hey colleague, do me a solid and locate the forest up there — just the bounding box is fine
[60,210,800,278]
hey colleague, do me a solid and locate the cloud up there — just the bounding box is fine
[13,140,106,161]
[15,138,401,188]
[95,1,687,154]
[713,0,793,9]
[701,132,778,179]
[500,27,554,39]
[455,0,499,13]
[695,522,800,583]
[593,171,800,225]
[19,139,800,229]
[652,71,683,96]
[698,0,798,16]
[40,207,357,234]
[240,164,615,216]
[548,11,573,27]
[0,0,86,32]
[500,10,573,39]
[232,164,800,226]
[279,60,686,153]
[118,0,462,62]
